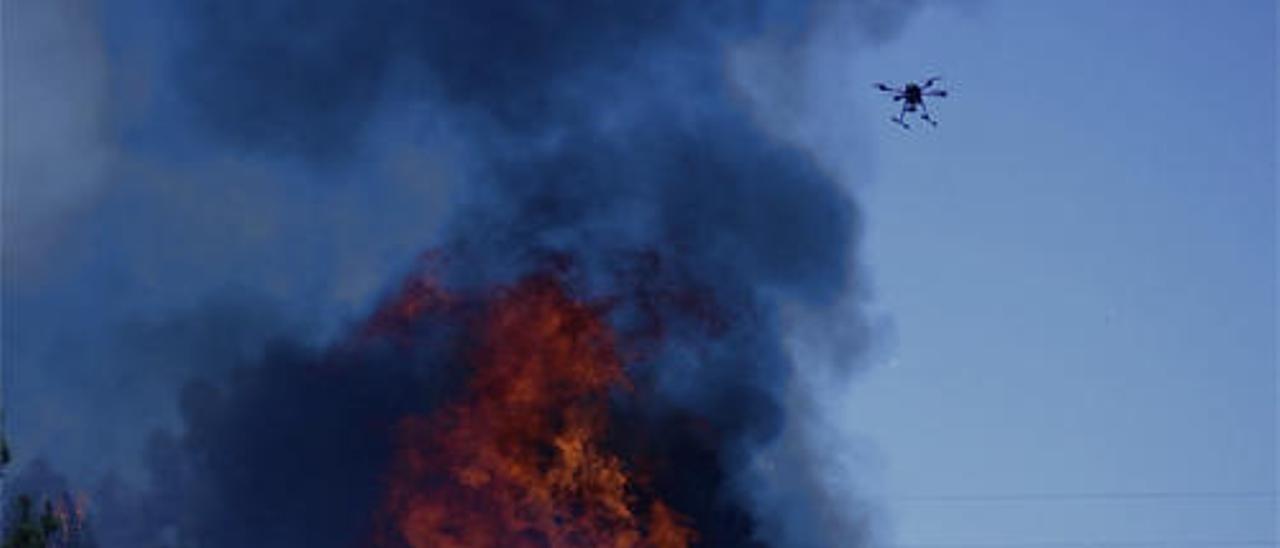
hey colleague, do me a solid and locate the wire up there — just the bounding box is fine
[887,491,1277,503]
[891,541,1277,547]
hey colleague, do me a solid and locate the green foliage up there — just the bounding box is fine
[0,442,93,548]
[1,495,60,548]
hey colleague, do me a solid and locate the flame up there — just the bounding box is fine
[359,252,455,342]
[46,491,90,547]
[373,275,696,547]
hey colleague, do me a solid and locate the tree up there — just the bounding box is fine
[1,495,59,548]
[0,442,93,548]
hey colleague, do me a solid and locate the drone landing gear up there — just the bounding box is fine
[919,104,938,127]
[894,104,913,129]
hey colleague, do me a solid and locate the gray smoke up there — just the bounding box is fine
[1,0,934,546]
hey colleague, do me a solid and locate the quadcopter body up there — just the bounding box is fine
[875,77,948,128]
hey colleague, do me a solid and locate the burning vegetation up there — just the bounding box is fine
[370,274,696,547]
[6,1,892,546]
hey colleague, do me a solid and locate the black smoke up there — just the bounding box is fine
[171,0,809,158]
[4,0,922,546]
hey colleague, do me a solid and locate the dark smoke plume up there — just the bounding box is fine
[4,0,926,546]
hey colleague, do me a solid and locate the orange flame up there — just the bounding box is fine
[359,252,455,343]
[47,491,90,547]
[373,275,696,547]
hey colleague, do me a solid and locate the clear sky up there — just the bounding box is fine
[845,1,1276,546]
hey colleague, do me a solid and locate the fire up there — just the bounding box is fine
[359,252,455,343]
[51,492,90,546]
[373,274,697,547]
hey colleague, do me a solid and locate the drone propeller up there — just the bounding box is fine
[925,89,948,97]
[874,83,897,92]
[922,76,942,88]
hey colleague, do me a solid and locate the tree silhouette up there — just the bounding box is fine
[0,443,93,548]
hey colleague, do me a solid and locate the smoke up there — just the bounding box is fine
[0,0,111,255]
[2,0,460,483]
[2,0,930,546]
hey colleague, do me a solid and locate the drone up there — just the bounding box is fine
[875,77,948,129]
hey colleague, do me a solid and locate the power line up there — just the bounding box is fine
[891,541,1277,547]
[887,491,1277,503]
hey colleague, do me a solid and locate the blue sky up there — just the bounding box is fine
[847,1,1276,545]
